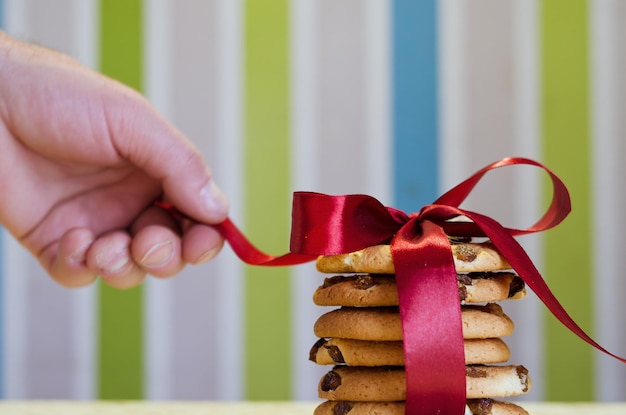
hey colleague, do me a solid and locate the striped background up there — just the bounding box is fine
[0,0,625,403]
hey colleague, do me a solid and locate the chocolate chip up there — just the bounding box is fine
[322,276,344,288]
[354,275,376,290]
[457,274,472,302]
[321,370,342,391]
[508,275,526,298]
[449,236,472,243]
[483,302,503,316]
[516,365,529,392]
[466,272,488,280]
[325,345,345,364]
[464,302,502,316]
[458,285,468,302]
[454,245,478,262]
[457,274,473,285]
[333,401,354,415]
[467,398,493,415]
[466,365,488,378]
[309,338,326,362]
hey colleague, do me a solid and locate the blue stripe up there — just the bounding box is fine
[392,0,439,210]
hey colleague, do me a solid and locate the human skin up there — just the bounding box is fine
[0,32,229,289]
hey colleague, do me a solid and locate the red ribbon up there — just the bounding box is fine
[159,157,626,414]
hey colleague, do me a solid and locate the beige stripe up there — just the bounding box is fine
[462,0,543,401]
[316,0,369,195]
[291,0,381,400]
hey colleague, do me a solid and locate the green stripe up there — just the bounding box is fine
[244,0,291,400]
[541,0,593,401]
[98,0,144,399]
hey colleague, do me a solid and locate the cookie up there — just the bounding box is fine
[314,399,529,415]
[316,243,511,274]
[313,275,398,307]
[314,400,404,415]
[464,338,511,364]
[465,365,531,400]
[310,338,405,366]
[458,272,526,303]
[313,272,525,307]
[318,366,405,402]
[309,337,510,366]
[467,399,530,415]
[318,365,531,401]
[313,303,514,341]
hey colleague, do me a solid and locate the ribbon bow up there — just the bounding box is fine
[159,157,626,414]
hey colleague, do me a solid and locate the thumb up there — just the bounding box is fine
[106,87,229,224]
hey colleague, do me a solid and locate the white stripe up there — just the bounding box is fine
[2,0,27,40]
[70,286,96,400]
[71,0,98,400]
[1,236,30,398]
[440,0,546,400]
[438,0,468,189]
[363,0,391,205]
[590,0,626,401]
[214,0,244,400]
[73,0,98,69]
[510,0,544,401]
[143,0,171,116]
[290,0,392,400]
[290,0,318,192]
[290,0,324,401]
[2,0,96,399]
[143,0,174,400]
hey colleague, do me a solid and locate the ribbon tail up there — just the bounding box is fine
[465,211,626,365]
[215,218,318,266]
[154,202,316,266]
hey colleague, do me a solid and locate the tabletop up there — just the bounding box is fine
[0,401,624,415]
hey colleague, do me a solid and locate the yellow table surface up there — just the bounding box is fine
[0,401,624,415]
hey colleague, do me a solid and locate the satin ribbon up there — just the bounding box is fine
[158,157,626,414]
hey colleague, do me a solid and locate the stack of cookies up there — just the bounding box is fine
[309,241,532,415]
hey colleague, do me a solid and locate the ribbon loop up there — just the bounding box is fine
[289,191,408,255]
[433,157,571,236]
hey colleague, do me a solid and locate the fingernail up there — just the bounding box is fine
[140,240,174,268]
[68,242,91,265]
[194,247,221,264]
[96,251,130,274]
[200,180,229,220]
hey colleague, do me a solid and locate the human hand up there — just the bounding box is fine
[0,32,229,289]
